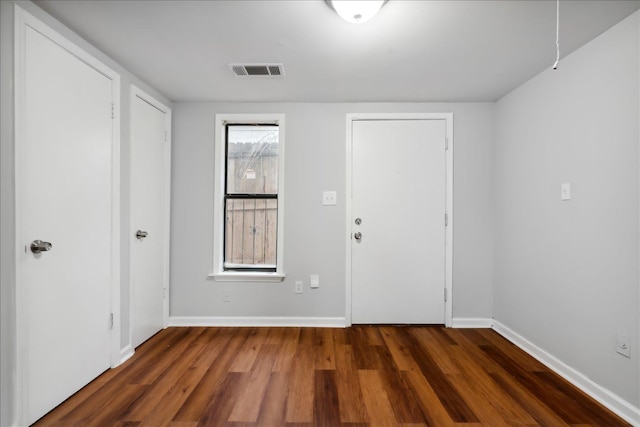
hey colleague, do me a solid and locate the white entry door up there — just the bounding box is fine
[16,11,119,425]
[351,119,448,324]
[130,88,170,349]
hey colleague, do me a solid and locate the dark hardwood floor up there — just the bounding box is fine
[33,326,630,427]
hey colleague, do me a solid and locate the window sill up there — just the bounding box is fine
[208,272,286,283]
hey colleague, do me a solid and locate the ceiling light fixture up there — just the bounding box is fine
[328,0,387,24]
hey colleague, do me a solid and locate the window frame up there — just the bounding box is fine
[211,114,286,282]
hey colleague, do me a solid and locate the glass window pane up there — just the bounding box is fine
[224,198,278,270]
[226,125,279,195]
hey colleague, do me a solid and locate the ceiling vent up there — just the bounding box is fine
[229,63,285,77]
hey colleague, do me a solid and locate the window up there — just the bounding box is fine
[224,124,278,270]
[212,114,285,282]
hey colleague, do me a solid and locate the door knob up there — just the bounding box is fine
[31,240,52,254]
[136,230,148,239]
[354,232,362,241]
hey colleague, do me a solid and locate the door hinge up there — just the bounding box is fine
[109,313,114,329]
[445,212,448,227]
[445,138,449,151]
[444,288,448,302]
[165,131,167,142]
[111,103,115,119]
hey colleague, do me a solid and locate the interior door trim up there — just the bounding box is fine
[14,5,121,424]
[127,84,172,355]
[345,113,454,327]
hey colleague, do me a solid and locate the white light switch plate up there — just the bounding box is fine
[322,191,337,206]
[561,182,571,201]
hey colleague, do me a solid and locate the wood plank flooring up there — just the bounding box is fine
[33,326,630,427]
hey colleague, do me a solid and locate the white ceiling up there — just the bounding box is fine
[34,0,640,103]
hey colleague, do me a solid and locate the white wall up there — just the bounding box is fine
[493,10,639,409]
[0,2,171,425]
[170,102,494,322]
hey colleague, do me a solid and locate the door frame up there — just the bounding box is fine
[127,85,171,355]
[345,113,453,327]
[14,5,121,424]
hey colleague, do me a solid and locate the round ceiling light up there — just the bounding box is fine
[329,0,387,24]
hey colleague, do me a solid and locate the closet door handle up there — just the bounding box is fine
[31,240,52,254]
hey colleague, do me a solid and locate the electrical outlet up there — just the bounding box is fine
[223,288,231,302]
[616,333,630,358]
[322,191,337,206]
[295,281,303,294]
[310,274,319,288]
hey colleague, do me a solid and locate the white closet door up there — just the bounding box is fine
[130,90,170,349]
[18,22,117,424]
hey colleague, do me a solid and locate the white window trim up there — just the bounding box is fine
[210,114,286,282]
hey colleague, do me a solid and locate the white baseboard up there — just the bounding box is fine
[119,344,134,365]
[168,316,347,328]
[492,320,640,427]
[451,317,493,328]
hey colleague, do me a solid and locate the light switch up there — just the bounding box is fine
[322,191,337,206]
[561,182,571,201]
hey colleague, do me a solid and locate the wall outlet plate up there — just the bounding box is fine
[223,288,231,302]
[616,333,630,358]
[322,191,337,206]
[310,274,319,288]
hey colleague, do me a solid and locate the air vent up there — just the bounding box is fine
[229,63,285,77]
